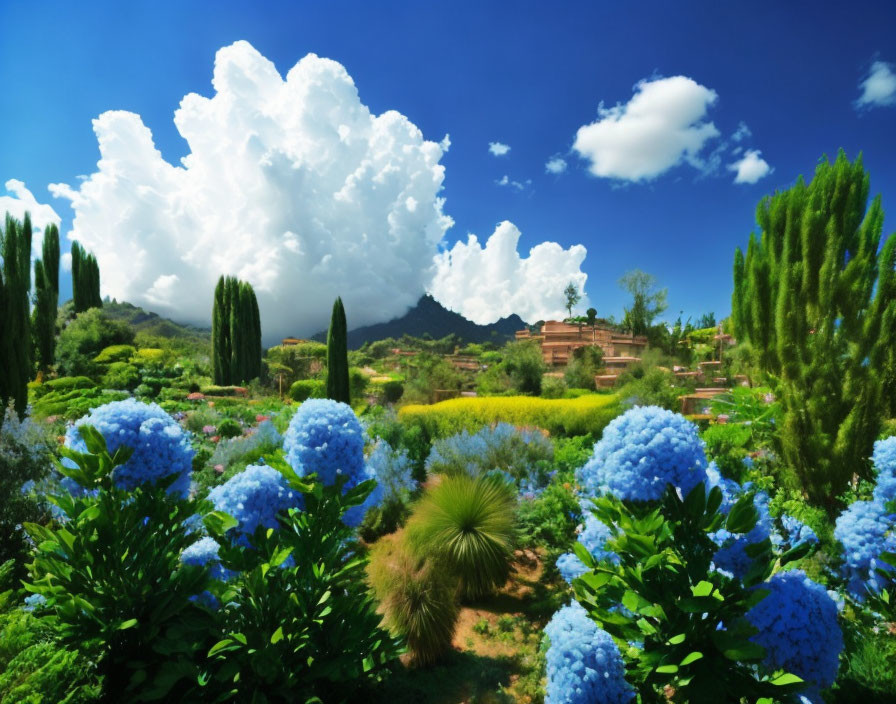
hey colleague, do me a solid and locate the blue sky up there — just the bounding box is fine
[2,1,895,336]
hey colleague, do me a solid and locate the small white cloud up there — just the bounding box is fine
[495,175,529,191]
[488,141,511,156]
[429,221,587,324]
[728,149,772,184]
[572,75,720,182]
[545,156,568,174]
[731,121,752,142]
[61,252,72,272]
[856,60,896,109]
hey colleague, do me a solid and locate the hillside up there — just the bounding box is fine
[101,300,211,348]
[311,295,528,349]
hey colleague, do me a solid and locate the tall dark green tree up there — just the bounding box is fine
[212,275,262,385]
[1,213,32,418]
[732,151,896,507]
[71,241,101,313]
[326,297,350,404]
[32,223,60,373]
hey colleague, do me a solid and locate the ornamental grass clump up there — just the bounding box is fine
[543,600,634,704]
[578,405,708,502]
[406,473,516,601]
[64,398,194,496]
[367,533,459,666]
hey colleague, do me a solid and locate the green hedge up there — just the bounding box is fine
[289,379,326,402]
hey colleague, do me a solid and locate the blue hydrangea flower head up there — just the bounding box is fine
[207,464,301,538]
[711,490,772,579]
[704,461,741,514]
[872,437,896,506]
[834,498,896,600]
[180,536,235,582]
[773,514,819,550]
[578,406,708,502]
[544,601,634,704]
[283,399,366,487]
[66,399,194,496]
[557,508,620,584]
[746,570,843,692]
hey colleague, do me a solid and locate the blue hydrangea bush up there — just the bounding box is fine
[544,601,634,704]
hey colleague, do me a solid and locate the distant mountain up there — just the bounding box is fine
[311,295,528,349]
[101,300,211,347]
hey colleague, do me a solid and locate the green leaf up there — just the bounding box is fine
[270,627,284,644]
[691,580,715,597]
[666,633,686,645]
[770,673,804,686]
[679,651,703,666]
[655,664,679,674]
[683,482,706,519]
[705,485,723,517]
[118,618,139,630]
[204,511,239,537]
[726,494,759,534]
[208,639,236,657]
[572,541,596,569]
[270,547,294,568]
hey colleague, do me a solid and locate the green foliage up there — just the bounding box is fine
[517,474,580,558]
[731,152,896,507]
[326,296,351,404]
[540,375,567,399]
[31,385,128,421]
[500,340,545,395]
[563,281,581,318]
[573,483,812,702]
[56,308,135,377]
[710,386,781,449]
[350,366,370,399]
[475,364,513,396]
[24,428,214,701]
[32,256,58,375]
[204,456,401,700]
[31,375,96,399]
[406,474,516,601]
[216,418,242,439]
[616,365,688,412]
[101,362,141,390]
[288,378,326,402]
[212,276,261,385]
[381,380,404,404]
[619,269,667,336]
[564,345,604,391]
[404,352,463,404]
[701,423,753,481]
[367,533,459,666]
[1,213,32,417]
[835,621,896,701]
[71,241,101,314]
[93,344,137,364]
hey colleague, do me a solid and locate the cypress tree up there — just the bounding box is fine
[212,276,229,385]
[1,214,31,417]
[71,242,83,313]
[732,151,896,507]
[227,277,242,385]
[32,224,60,373]
[326,296,350,404]
[248,285,262,379]
[212,275,262,385]
[72,242,102,312]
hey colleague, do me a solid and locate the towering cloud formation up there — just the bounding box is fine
[50,41,453,340]
[430,221,588,325]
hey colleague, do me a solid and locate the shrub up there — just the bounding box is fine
[208,463,303,540]
[425,422,553,484]
[517,477,580,559]
[399,394,621,439]
[64,399,194,497]
[406,473,516,601]
[31,386,129,421]
[577,406,708,502]
[381,380,404,404]
[615,366,685,412]
[215,417,242,439]
[288,378,325,402]
[56,308,135,377]
[543,601,633,704]
[350,366,369,399]
[540,376,567,399]
[501,340,546,395]
[563,345,604,392]
[32,375,96,398]
[367,533,459,666]
[701,422,752,480]
[204,458,401,700]
[746,570,843,695]
[101,361,140,390]
[93,344,136,364]
[24,429,214,701]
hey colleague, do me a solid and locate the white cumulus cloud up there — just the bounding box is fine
[856,60,896,109]
[728,149,772,184]
[429,221,587,324]
[49,41,453,341]
[0,180,62,256]
[545,156,568,174]
[488,141,510,156]
[572,75,720,181]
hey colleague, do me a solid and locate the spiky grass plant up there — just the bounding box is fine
[368,533,459,666]
[406,474,516,601]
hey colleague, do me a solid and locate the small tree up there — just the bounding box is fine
[564,282,581,318]
[326,297,350,404]
[586,307,597,328]
[731,151,896,507]
[619,270,667,336]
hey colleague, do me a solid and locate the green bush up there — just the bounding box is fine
[31,388,129,421]
[406,474,516,601]
[367,533,459,666]
[93,344,136,364]
[101,362,140,390]
[56,308,135,377]
[615,366,687,411]
[24,429,214,701]
[289,379,325,402]
[31,376,96,399]
[350,367,370,399]
[701,422,752,481]
[540,376,567,399]
[381,380,404,404]
[564,345,604,391]
[501,340,546,395]
[216,418,242,439]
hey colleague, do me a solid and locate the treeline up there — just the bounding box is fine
[211,276,262,385]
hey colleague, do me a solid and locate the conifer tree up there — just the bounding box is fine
[212,276,230,385]
[32,224,60,372]
[71,241,101,312]
[211,275,262,385]
[1,214,32,418]
[732,151,896,507]
[326,297,350,404]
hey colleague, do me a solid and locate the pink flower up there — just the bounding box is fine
[202,425,216,435]
[763,392,776,404]
[214,464,225,474]
[255,414,271,423]
[717,414,730,424]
